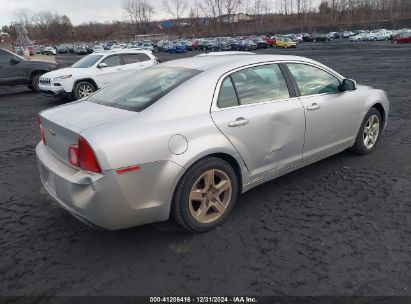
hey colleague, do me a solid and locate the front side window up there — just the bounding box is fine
[229,64,290,105]
[101,55,121,67]
[287,63,341,96]
[89,67,200,112]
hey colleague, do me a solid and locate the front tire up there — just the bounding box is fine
[172,157,239,232]
[29,74,41,93]
[350,108,382,155]
[74,81,96,100]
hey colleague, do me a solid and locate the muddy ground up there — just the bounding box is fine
[1,40,411,296]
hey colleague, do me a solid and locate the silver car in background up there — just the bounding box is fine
[36,54,389,232]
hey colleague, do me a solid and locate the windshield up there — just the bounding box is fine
[89,67,200,112]
[72,54,103,68]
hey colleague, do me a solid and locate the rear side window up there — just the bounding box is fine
[217,77,239,108]
[122,54,139,65]
[287,63,341,96]
[137,53,151,62]
[89,67,200,112]
[230,64,290,105]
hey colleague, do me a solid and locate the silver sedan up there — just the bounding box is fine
[36,54,389,232]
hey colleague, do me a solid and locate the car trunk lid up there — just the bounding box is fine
[39,101,135,165]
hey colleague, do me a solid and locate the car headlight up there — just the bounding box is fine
[53,75,72,81]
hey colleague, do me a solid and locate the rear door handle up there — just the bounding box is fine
[228,117,249,127]
[307,103,320,110]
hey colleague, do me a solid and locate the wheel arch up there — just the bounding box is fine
[371,103,386,129]
[73,78,99,91]
[28,69,48,80]
[171,151,246,205]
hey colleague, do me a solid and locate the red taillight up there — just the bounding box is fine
[78,136,101,173]
[37,116,46,145]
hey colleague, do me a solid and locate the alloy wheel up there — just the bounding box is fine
[78,84,94,99]
[363,114,380,149]
[189,169,232,224]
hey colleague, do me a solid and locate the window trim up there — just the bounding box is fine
[212,62,296,111]
[282,61,344,98]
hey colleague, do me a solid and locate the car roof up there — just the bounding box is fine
[160,54,314,72]
[92,49,152,56]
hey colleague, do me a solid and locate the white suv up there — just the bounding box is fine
[38,49,158,100]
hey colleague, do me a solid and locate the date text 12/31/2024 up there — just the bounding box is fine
[149,297,258,303]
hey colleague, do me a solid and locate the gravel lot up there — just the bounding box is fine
[1,40,411,296]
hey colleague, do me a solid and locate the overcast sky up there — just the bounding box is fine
[0,0,169,28]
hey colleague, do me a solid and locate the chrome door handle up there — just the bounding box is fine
[115,68,123,71]
[307,103,320,110]
[228,117,249,127]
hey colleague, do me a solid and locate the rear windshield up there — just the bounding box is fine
[89,67,200,112]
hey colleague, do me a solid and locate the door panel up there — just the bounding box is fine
[299,92,361,158]
[286,63,362,158]
[94,55,124,88]
[212,99,305,179]
[211,64,305,179]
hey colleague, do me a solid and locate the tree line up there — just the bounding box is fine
[2,0,410,43]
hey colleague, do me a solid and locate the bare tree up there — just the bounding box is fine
[13,8,34,27]
[122,0,155,34]
[162,0,188,19]
[162,0,188,37]
[225,0,243,34]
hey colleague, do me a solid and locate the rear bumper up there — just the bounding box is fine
[36,142,182,230]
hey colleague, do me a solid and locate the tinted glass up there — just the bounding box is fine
[230,64,290,105]
[137,53,151,62]
[101,55,121,67]
[287,63,341,96]
[217,77,239,108]
[122,54,139,65]
[89,67,200,112]
[72,54,103,68]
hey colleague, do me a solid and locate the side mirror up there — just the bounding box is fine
[10,57,21,64]
[98,62,107,68]
[341,79,357,91]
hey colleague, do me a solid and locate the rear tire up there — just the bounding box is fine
[29,74,41,93]
[350,108,382,155]
[74,81,96,100]
[172,157,238,232]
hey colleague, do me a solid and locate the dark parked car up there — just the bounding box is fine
[252,37,269,49]
[238,40,257,51]
[0,48,57,92]
[313,34,331,42]
[57,46,68,53]
[74,46,88,55]
[302,34,314,42]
